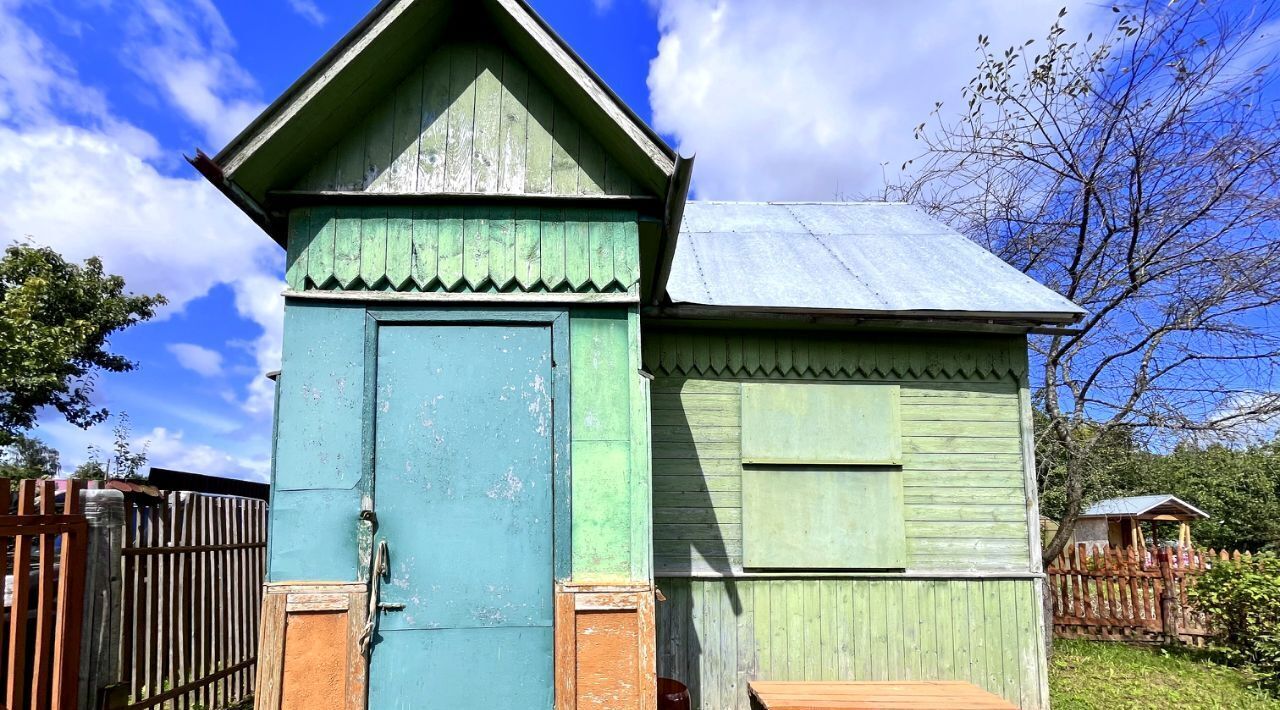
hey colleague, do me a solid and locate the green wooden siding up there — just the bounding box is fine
[642,331,1028,381]
[647,331,1033,575]
[655,577,1048,709]
[293,42,646,197]
[286,206,639,293]
[569,308,651,581]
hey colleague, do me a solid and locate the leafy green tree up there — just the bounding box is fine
[0,434,60,479]
[73,415,148,481]
[0,242,165,445]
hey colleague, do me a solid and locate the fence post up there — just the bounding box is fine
[78,488,125,709]
[1159,548,1179,642]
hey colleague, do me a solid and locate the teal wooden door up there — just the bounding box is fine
[368,324,555,708]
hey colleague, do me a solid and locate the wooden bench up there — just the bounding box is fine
[748,681,1019,709]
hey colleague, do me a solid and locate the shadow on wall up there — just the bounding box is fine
[653,385,743,705]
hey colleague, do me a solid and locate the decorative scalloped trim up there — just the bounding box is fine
[642,331,1027,381]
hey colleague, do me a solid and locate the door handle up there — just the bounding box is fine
[358,539,390,658]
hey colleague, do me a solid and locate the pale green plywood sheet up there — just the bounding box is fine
[569,309,647,582]
[742,467,905,569]
[741,383,901,465]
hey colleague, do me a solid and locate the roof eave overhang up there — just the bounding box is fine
[643,303,1085,334]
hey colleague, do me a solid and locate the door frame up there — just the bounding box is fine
[361,306,572,582]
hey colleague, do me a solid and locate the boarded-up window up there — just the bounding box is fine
[740,383,901,465]
[740,383,905,569]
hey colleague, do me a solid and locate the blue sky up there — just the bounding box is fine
[0,0,1203,479]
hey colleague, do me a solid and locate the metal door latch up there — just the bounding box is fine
[377,602,406,611]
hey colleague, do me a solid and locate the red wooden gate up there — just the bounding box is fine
[2,479,89,710]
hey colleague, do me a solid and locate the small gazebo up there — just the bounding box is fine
[1074,494,1209,550]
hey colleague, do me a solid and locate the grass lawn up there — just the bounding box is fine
[1050,638,1280,709]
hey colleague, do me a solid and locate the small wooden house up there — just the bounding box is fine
[1072,494,1209,551]
[193,2,1082,709]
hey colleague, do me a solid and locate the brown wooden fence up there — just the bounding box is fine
[1,479,89,710]
[1046,543,1248,644]
[120,492,266,709]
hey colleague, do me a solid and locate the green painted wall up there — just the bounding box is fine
[645,330,1034,575]
[569,308,651,581]
[293,41,647,197]
[286,206,640,294]
[655,577,1048,709]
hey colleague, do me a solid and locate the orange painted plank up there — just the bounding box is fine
[748,681,1017,710]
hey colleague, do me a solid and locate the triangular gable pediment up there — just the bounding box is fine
[293,41,646,198]
[211,0,675,210]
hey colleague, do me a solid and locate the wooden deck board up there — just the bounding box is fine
[748,681,1017,709]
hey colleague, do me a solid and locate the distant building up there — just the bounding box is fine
[1073,495,1209,551]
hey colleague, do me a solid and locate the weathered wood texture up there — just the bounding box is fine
[740,383,902,465]
[120,492,266,710]
[255,583,367,710]
[0,479,88,710]
[747,680,1017,710]
[1047,544,1218,645]
[655,577,1047,710]
[649,341,1032,575]
[286,206,640,294]
[556,584,656,710]
[643,331,1028,382]
[292,41,648,197]
[569,308,651,581]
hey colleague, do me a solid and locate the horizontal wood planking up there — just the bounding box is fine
[651,375,1031,575]
[293,42,646,198]
[654,577,1046,710]
[287,206,639,294]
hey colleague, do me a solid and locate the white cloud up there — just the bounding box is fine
[0,0,283,477]
[119,0,266,149]
[647,0,1109,200]
[142,426,270,482]
[287,0,327,26]
[166,343,224,377]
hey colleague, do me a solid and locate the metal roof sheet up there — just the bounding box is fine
[666,201,1085,323]
[1082,495,1210,519]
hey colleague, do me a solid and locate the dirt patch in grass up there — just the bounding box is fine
[1050,639,1280,709]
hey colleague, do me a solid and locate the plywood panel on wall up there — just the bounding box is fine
[256,583,368,710]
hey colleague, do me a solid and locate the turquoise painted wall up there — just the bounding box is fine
[268,302,367,582]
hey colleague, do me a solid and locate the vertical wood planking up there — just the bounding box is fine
[361,91,396,192]
[409,207,440,290]
[550,109,580,194]
[470,44,504,193]
[513,206,541,290]
[524,78,555,194]
[417,52,451,192]
[29,481,57,708]
[359,210,389,289]
[498,54,529,193]
[444,44,478,193]
[384,206,414,290]
[436,206,465,290]
[462,206,490,290]
[6,481,34,709]
[488,206,516,290]
[50,480,86,710]
[654,578,1045,709]
[384,65,424,192]
[539,210,567,290]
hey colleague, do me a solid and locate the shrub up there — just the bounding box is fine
[1189,553,1280,692]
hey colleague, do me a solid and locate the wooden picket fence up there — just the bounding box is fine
[120,492,267,709]
[1046,543,1246,644]
[1,478,89,710]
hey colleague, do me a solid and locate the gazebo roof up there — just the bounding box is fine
[1081,494,1209,520]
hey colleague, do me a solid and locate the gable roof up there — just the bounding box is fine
[1082,495,1210,519]
[193,0,685,243]
[660,202,1084,326]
